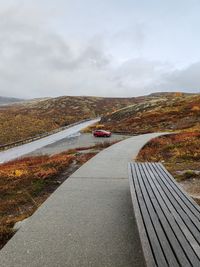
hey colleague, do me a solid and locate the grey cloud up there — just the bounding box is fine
[158,62,200,92]
[0,2,199,98]
[111,23,146,51]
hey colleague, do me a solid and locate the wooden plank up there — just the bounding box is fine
[137,163,192,267]
[128,162,200,266]
[130,163,169,266]
[157,163,200,216]
[128,164,157,267]
[142,163,200,265]
[149,163,200,246]
[147,163,200,259]
[151,163,200,239]
[134,164,179,266]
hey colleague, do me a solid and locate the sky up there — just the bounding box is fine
[0,0,200,98]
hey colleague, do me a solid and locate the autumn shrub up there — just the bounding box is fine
[138,132,200,163]
[102,95,200,134]
[0,151,78,248]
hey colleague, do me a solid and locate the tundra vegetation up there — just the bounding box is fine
[0,96,136,145]
[101,94,200,134]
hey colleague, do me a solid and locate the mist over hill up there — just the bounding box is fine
[0,96,24,106]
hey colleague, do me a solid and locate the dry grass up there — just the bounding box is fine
[102,94,200,134]
[137,132,200,202]
[0,152,75,248]
[0,96,136,145]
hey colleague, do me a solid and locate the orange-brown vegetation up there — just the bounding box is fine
[1,93,198,145]
[137,132,200,164]
[101,94,200,134]
[0,153,74,249]
[0,96,136,145]
[137,132,200,202]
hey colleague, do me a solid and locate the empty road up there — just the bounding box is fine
[0,118,100,163]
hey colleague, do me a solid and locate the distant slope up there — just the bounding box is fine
[1,93,199,145]
[101,93,200,134]
[0,96,24,106]
[0,96,137,144]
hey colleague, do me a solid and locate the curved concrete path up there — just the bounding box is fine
[0,132,164,267]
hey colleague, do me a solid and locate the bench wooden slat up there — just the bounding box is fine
[130,164,168,266]
[157,163,200,217]
[158,162,200,214]
[149,163,200,247]
[134,163,181,266]
[141,163,200,266]
[137,163,195,266]
[128,164,157,267]
[152,163,200,238]
[128,162,200,267]
[135,163,183,266]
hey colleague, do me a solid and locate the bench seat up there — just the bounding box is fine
[128,162,200,267]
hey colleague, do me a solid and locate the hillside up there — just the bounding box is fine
[0,96,136,145]
[1,93,199,145]
[101,93,200,134]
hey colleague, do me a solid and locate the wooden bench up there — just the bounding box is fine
[128,162,200,267]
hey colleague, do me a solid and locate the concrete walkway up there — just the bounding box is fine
[0,133,164,267]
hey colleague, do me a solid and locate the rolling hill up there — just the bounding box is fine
[1,93,199,145]
[101,93,200,134]
[0,96,137,145]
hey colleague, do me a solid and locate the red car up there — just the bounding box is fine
[93,130,112,137]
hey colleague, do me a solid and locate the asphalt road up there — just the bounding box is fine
[0,119,99,163]
[27,133,130,156]
[0,132,165,267]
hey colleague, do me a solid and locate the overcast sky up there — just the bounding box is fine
[0,0,200,98]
